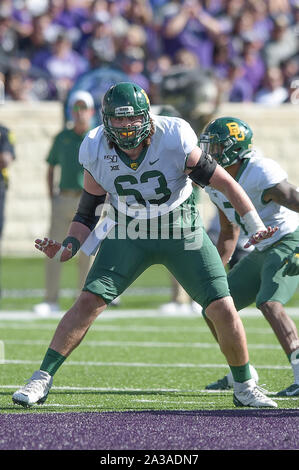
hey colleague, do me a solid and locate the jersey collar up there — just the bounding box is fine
[115,145,148,171]
[235,158,250,182]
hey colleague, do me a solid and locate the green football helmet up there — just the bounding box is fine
[199,116,253,167]
[102,82,151,149]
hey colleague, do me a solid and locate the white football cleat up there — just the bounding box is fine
[12,370,53,408]
[33,302,60,317]
[191,301,202,314]
[206,364,259,390]
[233,379,277,408]
[159,302,194,315]
[110,296,121,307]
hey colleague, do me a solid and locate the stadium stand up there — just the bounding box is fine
[0,0,297,106]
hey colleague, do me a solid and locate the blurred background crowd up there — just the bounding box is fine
[0,0,298,123]
[0,0,298,313]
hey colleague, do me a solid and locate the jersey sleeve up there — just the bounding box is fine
[78,134,90,170]
[171,118,198,172]
[78,126,101,173]
[256,158,288,194]
[46,134,61,166]
[179,119,198,155]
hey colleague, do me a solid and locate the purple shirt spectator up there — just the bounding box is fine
[212,36,236,78]
[49,1,89,46]
[243,57,265,93]
[252,16,274,43]
[229,76,254,102]
[242,41,266,92]
[225,58,254,102]
[31,32,89,90]
[161,15,215,68]
[50,1,88,30]
[12,6,32,26]
[45,46,88,81]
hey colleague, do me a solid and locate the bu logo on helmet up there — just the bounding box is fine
[226,122,245,141]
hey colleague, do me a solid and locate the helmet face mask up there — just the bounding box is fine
[102,82,151,149]
[200,117,253,167]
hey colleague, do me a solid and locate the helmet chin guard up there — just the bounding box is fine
[102,82,151,149]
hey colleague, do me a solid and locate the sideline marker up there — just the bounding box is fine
[0,341,4,364]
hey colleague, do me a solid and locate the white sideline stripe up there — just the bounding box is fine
[2,339,282,350]
[0,323,275,335]
[0,340,4,364]
[2,359,291,369]
[0,323,214,332]
[10,403,219,409]
[0,307,299,320]
[3,385,199,392]
[8,399,295,409]
[2,385,296,400]
[8,399,294,409]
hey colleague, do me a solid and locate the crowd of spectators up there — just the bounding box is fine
[0,0,298,107]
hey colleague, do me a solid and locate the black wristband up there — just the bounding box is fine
[62,236,81,257]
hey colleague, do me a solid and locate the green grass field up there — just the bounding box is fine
[2,256,299,310]
[0,257,172,311]
[1,313,299,413]
[0,257,299,413]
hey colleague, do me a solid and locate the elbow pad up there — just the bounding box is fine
[187,151,217,187]
[73,190,106,231]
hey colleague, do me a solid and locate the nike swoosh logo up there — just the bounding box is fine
[149,159,159,166]
[286,388,299,396]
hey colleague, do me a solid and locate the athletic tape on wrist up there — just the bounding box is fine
[53,245,65,261]
[242,210,266,235]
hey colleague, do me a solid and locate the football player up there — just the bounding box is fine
[201,116,299,396]
[13,83,278,408]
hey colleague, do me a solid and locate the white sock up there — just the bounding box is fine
[233,378,255,393]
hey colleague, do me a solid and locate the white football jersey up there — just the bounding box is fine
[205,150,299,251]
[79,115,198,219]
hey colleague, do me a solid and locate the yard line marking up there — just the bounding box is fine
[0,340,4,364]
[1,385,203,392]
[1,287,171,298]
[8,401,294,410]
[7,403,217,409]
[2,339,282,350]
[0,323,276,335]
[132,399,216,405]
[0,323,213,332]
[2,385,231,394]
[0,308,299,320]
[2,385,296,400]
[3,359,292,370]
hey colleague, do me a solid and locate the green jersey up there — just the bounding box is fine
[47,128,87,190]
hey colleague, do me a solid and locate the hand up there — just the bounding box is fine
[282,248,299,277]
[182,0,200,16]
[243,226,279,249]
[34,237,72,262]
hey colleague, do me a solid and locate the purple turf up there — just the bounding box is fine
[1,410,299,450]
